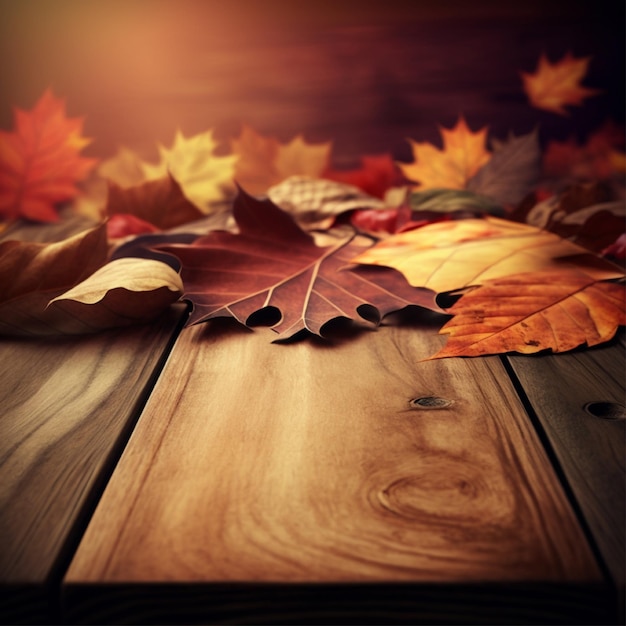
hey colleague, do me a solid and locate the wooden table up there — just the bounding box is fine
[0,220,624,625]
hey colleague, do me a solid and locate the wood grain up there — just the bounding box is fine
[64,318,603,622]
[507,344,625,614]
[0,306,185,623]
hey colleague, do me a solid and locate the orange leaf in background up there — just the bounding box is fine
[350,215,623,293]
[521,52,600,115]
[231,124,281,196]
[323,153,401,198]
[0,90,96,222]
[400,116,491,190]
[431,271,625,359]
[231,126,332,195]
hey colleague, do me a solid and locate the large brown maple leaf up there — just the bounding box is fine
[160,188,440,340]
[0,90,96,222]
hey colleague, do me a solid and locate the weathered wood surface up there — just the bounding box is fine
[64,318,605,623]
[507,342,625,615]
[0,306,185,623]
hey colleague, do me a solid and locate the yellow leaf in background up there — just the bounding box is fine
[350,215,624,293]
[142,130,238,212]
[521,52,601,115]
[231,124,281,196]
[430,271,625,359]
[400,116,491,190]
[274,134,332,181]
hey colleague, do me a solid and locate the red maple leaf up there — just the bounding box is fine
[160,187,440,340]
[0,90,96,222]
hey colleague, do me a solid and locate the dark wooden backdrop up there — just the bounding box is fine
[0,0,624,167]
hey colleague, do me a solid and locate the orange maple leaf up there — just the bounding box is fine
[399,116,491,190]
[231,125,331,195]
[521,52,601,115]
[0,89,96,222]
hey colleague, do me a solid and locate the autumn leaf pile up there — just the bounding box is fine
[0,52,624,359]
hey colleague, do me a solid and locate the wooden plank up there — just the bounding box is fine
[0,305,185,624]
[64,319,605,623]
[507,344,625,616]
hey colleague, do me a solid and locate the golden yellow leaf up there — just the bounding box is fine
[350,216,624,293]
[142,130,238,212]
[521,52,600,115]
[430,271,625,358]
[399,116,491,190]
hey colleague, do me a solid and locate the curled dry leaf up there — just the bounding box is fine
[0,223,182,335]
[431,271,625,359]
[521,52,600,115]
[0,223,108,334]
[400,116,491,190]
[160,187,440,340]
[350,215,624,293]
[48,258,183,333]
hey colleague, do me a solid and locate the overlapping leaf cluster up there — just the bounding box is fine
[0,52,623,357]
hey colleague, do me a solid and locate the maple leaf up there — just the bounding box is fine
[231,125,332,195]
[350,216,623,294]
[323,153,402,198]
[274,134,332,181]
[400,116,491,190]
[230,124,281,196]
[430,271,625,359]
[521,52,600,115]
[0,89,97,222]
[159,187,440,340]
[142,130,238,212]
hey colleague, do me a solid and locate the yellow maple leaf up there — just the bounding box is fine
[399,116,491,190]
[142,130,238,212]
[521,52,600,115]
[232,126,332,195]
